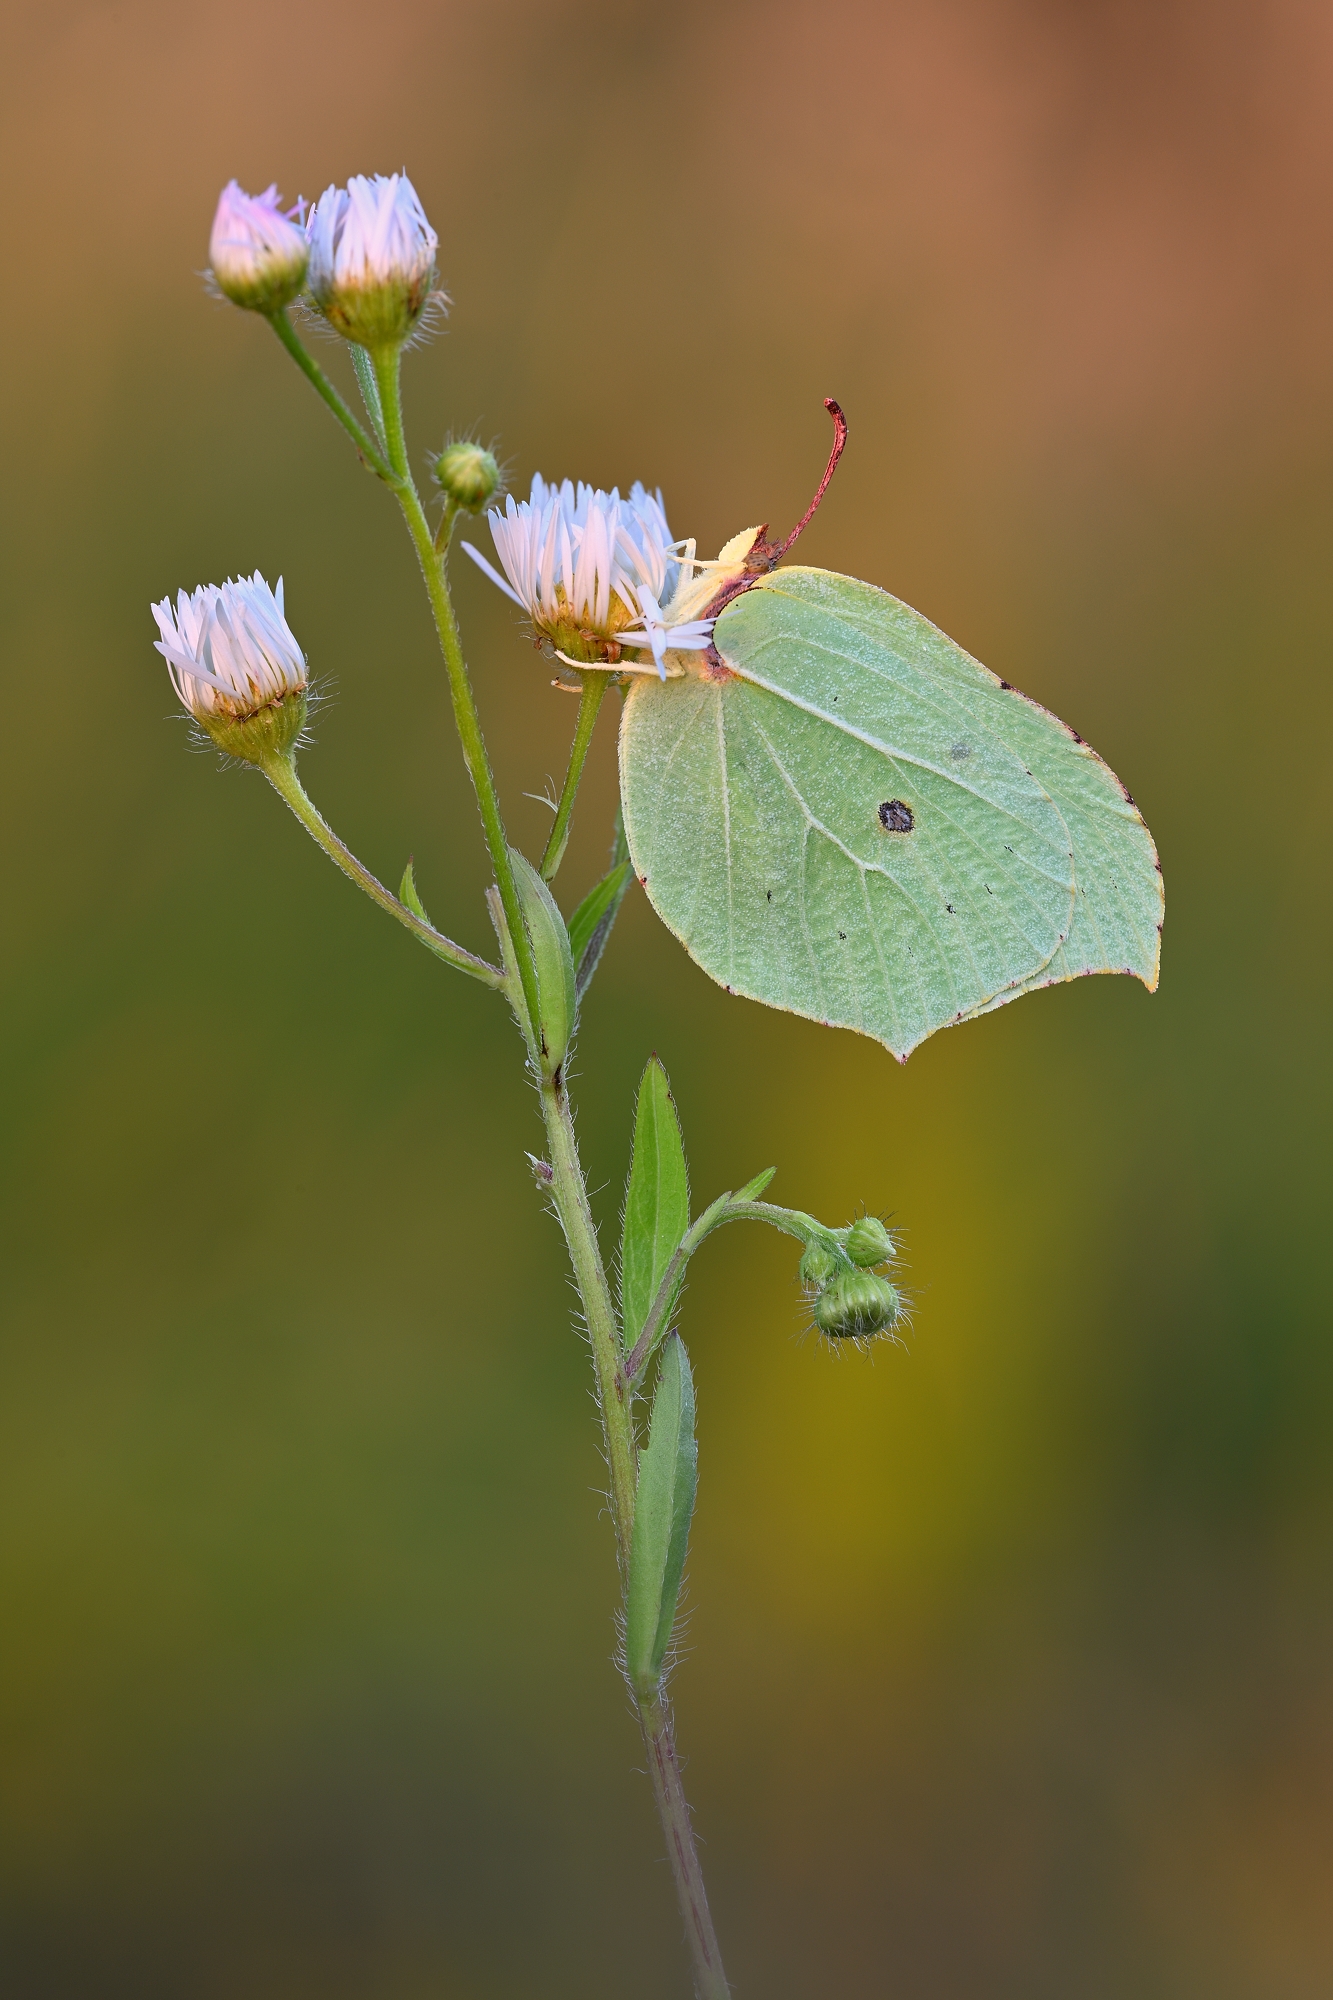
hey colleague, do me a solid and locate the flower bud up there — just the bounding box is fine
[844,1216,896,1268]
[305,172,440,349]
[798,1241,840,1289]
[208,181,308,314]
[152,572,307,764]
[434,441,501,514]
[812,1271,901,1341]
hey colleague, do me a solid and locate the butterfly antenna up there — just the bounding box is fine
[771,399,849,564]
[698,399,850,660]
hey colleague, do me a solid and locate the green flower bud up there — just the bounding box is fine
[799,1241,840,1289]
[844,1215,896,1269]
[812,1271,901,1341]
[434,441,502,514]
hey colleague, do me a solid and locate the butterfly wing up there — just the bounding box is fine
[619,565,1160,1060]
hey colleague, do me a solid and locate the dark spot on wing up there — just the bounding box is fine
[766,890,773,901]
[838,930,847,940]
[998,679,1013,691]
[945,903,956,914]
[878,799,914,833]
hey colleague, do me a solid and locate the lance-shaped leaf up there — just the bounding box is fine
[621,1057,690,1355]
[510,849,576,1072]
[399,857,431,925]
[625,1334,698,1693]
[620,566,1162,1060]
[568,857,634,998]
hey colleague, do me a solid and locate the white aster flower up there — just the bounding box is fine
[462,476,723,676]
[152,572,308,763]
[306,171,440,348]
[208,181,309,314]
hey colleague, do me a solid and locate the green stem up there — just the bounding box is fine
[539,1072,636,1560]
[261,754,504,987]
[639,1688,731,2000]
[624,1198,828,1387]
[540,675,608,882]
[266,311,395,482]
[370,344,542,1040]
[538,1074,731,1999]
[433,497,461,553]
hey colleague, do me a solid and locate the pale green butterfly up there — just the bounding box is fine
[619,405,1162,1061]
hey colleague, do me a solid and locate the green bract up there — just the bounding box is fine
[620,566,1162,1060]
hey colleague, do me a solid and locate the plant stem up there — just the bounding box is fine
[541,675,608,881]
[623,1196,828,1387]
[262,754,504,986]
[266,311,395,481]
[538,1073,729,1996]
[640,1688,731,2000]
[538,1071,636,1559]
[370,344,542,1040]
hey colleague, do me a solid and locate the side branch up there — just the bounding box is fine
[266,311,397,483]
[623,1196,831,1387]
[262,753,505,987]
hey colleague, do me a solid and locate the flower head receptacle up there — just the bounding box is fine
[305,172,440,350]
[153,572,308,764]
[208,182,309,315]
[462,476,724,676]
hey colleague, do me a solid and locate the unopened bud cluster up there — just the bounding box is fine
[800,1215,901,1343]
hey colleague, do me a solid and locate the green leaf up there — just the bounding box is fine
[620,566,1162,1060]
[509,849,577,1072]
[733,1166,776,1202]
[621,1057,690,1354]
[399,857,431,926]
[625,1334,698,1692]
[567,858,634,997]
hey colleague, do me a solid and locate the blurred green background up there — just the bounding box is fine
[1,1,1329,1994]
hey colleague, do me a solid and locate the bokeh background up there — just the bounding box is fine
[1,1,1329,1994]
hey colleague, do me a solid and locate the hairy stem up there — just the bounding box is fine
[261,754,504,986]
[639,1688,731,2000]
[539,1072,636,1559]
[370,344,542,1038]
[538,1071,729,1995]
[266,311,395,481]
[541,675,608,882]
[624,1197,828,1386]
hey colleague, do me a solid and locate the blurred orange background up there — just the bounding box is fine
[1,2,1329,1994]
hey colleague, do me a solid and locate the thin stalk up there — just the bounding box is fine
[370,344,542,1039]
[539,1071,636,1560]
[541,675,608,882]
[639,1688,731,2000]
[266,311,395,481]
[624,1197,825,1386]
[262,754,504,987]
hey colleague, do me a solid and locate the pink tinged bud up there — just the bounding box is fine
[152,571,308,764]
[305,172,441,349]
[208,181,308,314]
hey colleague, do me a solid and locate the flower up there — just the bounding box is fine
[208,181,308,314]
[305,172,440,348]
[152,572,308,763]
[462,476,729,676]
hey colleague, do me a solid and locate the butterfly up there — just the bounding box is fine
[619,405,1163,1061]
